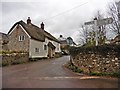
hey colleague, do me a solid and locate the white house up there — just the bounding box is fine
[8,17,61,58]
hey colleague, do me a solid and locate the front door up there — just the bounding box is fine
[48,47,52,58]
[47,42,56,58]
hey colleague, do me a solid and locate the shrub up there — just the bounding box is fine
[2,60,10,66]
[90,72,104,76]
[29,58,38,62]
[69,44,120,56]
[90,72,120,77]
[66,62,83,73]
[54,52,62,58]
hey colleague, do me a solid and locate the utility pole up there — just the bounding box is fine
[94,18,98,46]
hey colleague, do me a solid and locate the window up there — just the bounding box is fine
[35,48,40,53]
[57,44,59,51]
[44,45,47,50]
[19,35,25,41]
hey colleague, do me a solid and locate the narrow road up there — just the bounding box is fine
[2,56,118,88]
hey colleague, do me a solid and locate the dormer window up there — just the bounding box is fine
[19,35,25,41]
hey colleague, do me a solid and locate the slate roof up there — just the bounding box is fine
[8,20,60,43]
[0,32,9,44]
[59,40,67,44]
[0,32,8,40]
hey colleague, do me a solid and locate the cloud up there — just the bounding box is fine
[1,0,115,44]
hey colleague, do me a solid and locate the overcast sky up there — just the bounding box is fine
[1,0,117,44]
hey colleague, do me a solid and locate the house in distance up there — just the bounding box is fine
[8,17,61,58]
[58,35,76,54]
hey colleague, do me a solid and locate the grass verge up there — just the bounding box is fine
[66,61,120,78]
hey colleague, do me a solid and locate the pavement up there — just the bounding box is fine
[2,56,119,88]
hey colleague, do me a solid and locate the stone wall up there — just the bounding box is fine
[70,44,120,74]
[1,53,29,66]
[8,24,30,52]
[71,53,120,74]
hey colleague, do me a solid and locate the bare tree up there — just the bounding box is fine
[108,1,120,34]
[79,23,96,46]
[78,24,88,45]
[79,11,107,46]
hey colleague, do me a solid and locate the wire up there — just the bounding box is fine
[42,2,89,22]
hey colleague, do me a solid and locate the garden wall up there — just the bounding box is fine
[1,52,29,66]
[70,45,120,74]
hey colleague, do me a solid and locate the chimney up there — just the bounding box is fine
[27,17,31,25]
[41,22,44,30]
[60,35,63,38]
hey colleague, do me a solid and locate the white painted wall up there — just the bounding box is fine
[29,38,61,58]
[53,40,61,52]
[45,38,61,53]
[29,39,48,58]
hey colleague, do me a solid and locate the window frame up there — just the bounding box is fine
[19,35,25,41]
[44,44,47,50]
[35,48,40,53]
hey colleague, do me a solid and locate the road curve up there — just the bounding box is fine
[2,56,118,88]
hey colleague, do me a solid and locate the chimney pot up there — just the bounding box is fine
[60,35,63,38]
[41,22,44,30]
[27,17,31,24]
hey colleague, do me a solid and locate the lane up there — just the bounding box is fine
[3,56,75,77]
[2,56,118,88]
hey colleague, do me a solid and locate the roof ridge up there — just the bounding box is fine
[8,20,60,43]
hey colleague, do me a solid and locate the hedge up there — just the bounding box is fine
[69,44,120,56]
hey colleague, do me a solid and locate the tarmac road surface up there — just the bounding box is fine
[2,56,118,88]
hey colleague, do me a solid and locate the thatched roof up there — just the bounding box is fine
[8,20,60,43]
